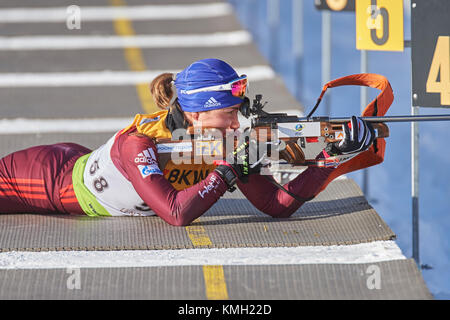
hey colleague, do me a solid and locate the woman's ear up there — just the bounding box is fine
[184,111,200,126]
[184,111,199,120]
[191,112,200,121]
[191,112,203,127]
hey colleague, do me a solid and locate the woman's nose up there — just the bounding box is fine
[230,116,240,130]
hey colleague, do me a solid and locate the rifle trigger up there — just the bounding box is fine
[298,137,306,148]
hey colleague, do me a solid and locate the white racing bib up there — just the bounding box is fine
[83,133,156,217]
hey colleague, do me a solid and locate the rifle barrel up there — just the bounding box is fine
[326,115,450,123]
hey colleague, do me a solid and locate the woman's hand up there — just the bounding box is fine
[326,116,376,156]
[214,137,263,191]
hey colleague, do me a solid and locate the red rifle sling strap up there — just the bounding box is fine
[317,73,394,192]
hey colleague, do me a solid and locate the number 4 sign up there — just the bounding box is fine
[355,0,404,51]
[412,0,450,108]
[426,37,450,106]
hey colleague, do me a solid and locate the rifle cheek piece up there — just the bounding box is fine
[239,97,251,118]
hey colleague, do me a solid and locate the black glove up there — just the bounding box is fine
[214,136,262,191]
[326,116,376,156]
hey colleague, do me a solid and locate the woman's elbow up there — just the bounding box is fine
[161,207,196,227]
[171,215,194,227]
[169,219,191,227]
[260,202,304,219]
[161,213,192,227]
[264,209,295,219]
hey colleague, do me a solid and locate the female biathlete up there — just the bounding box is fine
[0,59,376,226]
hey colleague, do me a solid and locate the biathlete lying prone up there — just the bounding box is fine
[0,59,375,226]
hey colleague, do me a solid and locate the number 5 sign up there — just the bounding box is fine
[355,0,404,51]
[412,0,450,107]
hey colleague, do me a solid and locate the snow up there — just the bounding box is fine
[0,241,405,270]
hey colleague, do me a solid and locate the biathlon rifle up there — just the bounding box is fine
[239,93,450,167]
[156,74,450,169]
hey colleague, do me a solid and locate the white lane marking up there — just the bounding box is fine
[0,65,275,88]
[0,31,252,51]
[0,117,132,134]
[0,106,286,135]
[0,3,233,23]
[0,241,406,270]
[0,104,306,135]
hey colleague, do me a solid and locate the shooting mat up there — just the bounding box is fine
[0,178,395,252]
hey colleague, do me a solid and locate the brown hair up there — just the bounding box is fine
[149,73,175,110]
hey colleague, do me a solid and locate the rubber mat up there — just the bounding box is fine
[0,179,395,252]
[0,259,431,300]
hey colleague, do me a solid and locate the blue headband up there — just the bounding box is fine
[174,59,244,112]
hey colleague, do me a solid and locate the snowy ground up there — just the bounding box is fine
[0,241,406,269]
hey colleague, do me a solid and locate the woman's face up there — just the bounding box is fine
[194,104,241,134]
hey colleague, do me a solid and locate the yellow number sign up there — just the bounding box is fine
[426,36,450,105]
[356,0,404,51]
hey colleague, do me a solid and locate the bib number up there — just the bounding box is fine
[89,158,109,193]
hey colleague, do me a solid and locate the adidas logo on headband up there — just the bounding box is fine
[204,97,221,108]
